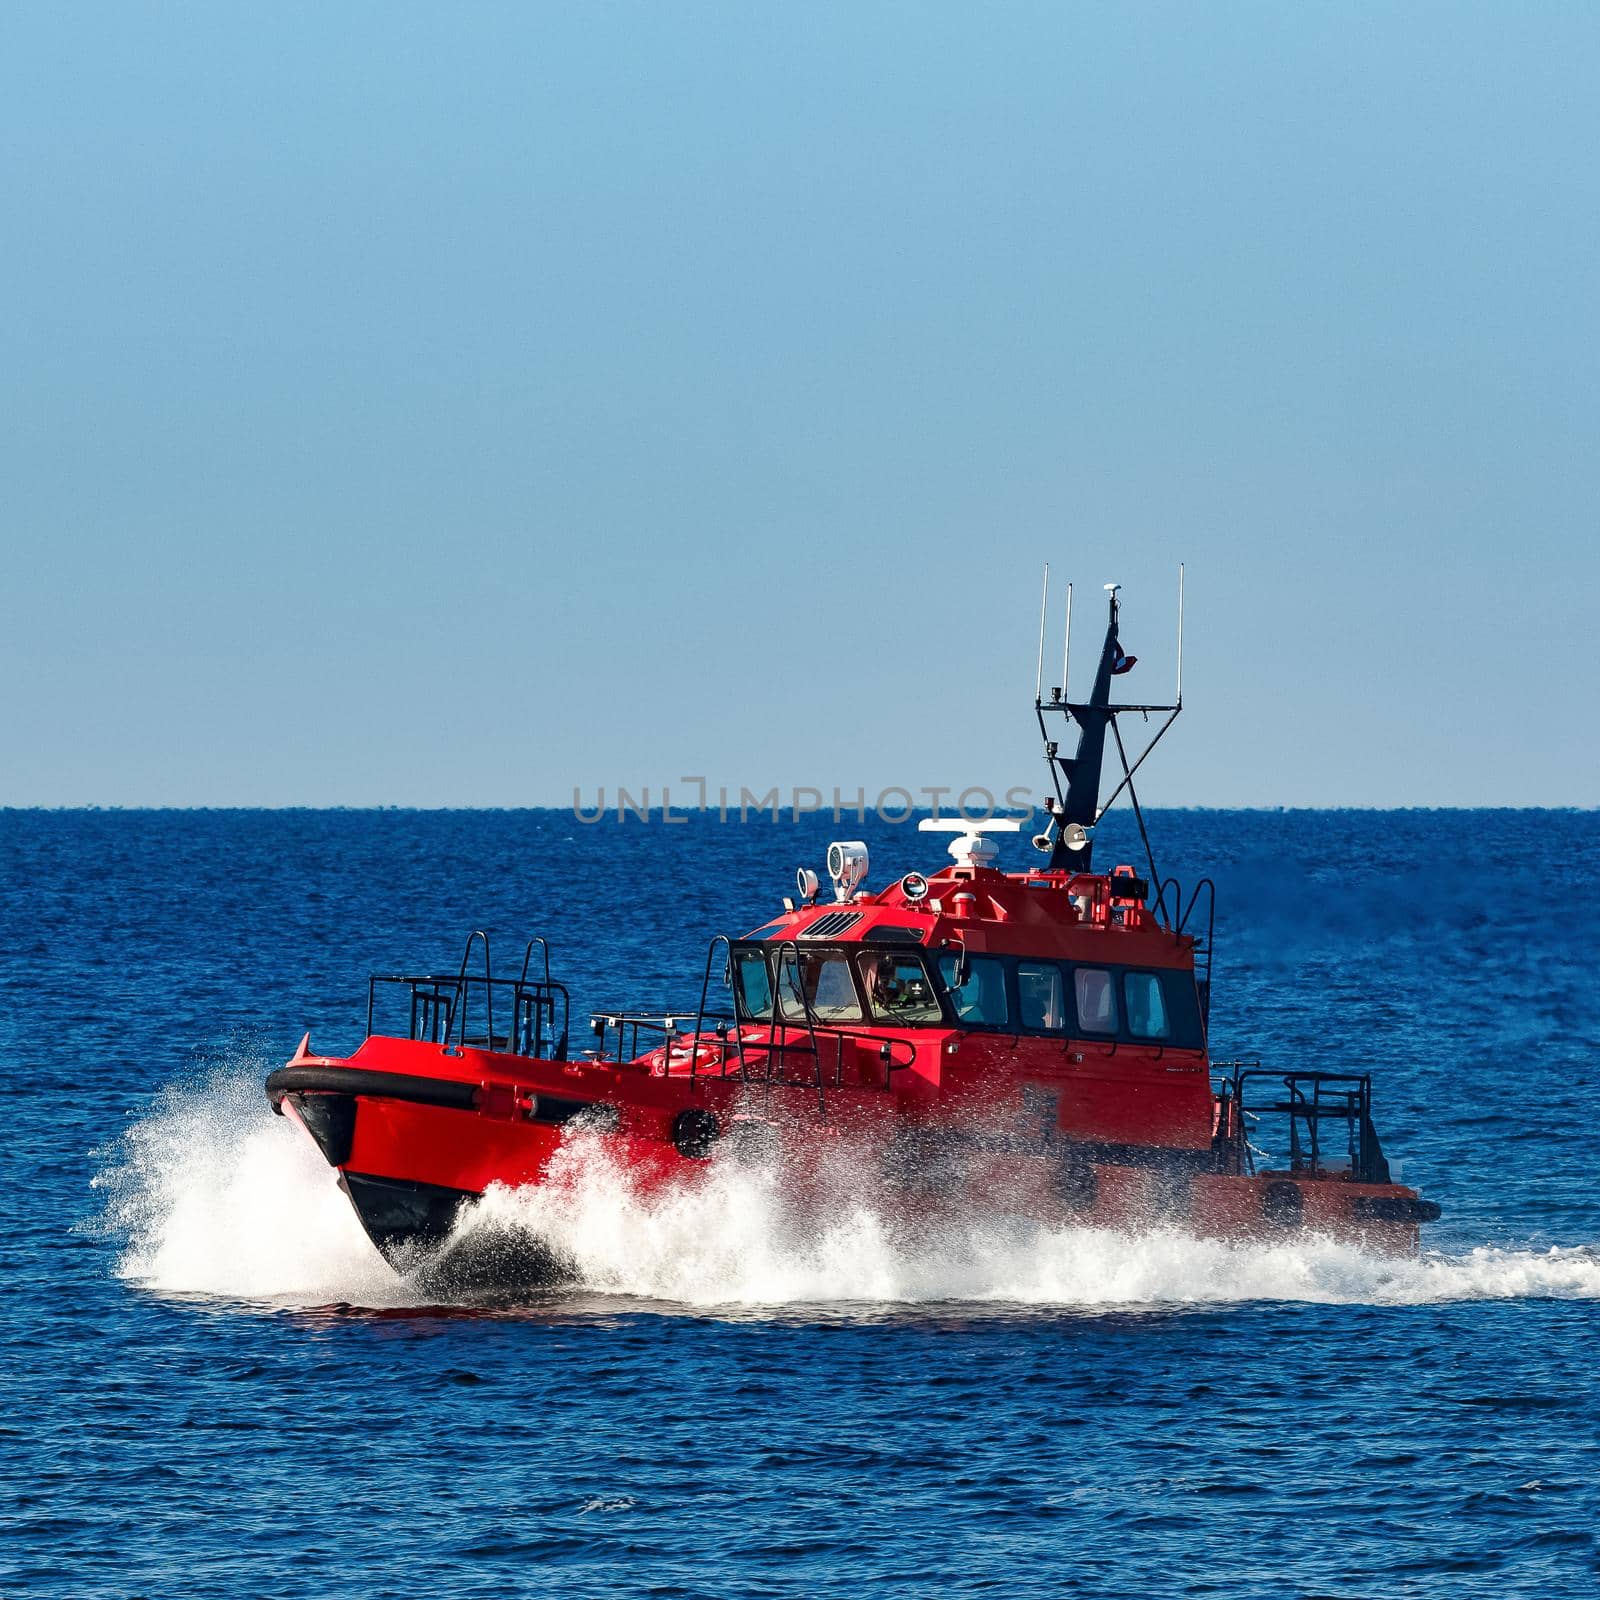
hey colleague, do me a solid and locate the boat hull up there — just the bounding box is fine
[269,1038,1440,1282]
[336,1169,572,1290]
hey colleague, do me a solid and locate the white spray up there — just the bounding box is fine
[93,1071,1600,1313]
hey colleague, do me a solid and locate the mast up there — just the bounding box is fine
[1046,585,1123,871]
[1032,572,1183,882]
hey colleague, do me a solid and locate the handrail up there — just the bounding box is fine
[1158,875,1182,934]
[738,1021,917,1090]
[513,936,565,1059]
[363,928,569,1058]
[587,1007,916,1088]
[590,1010,706,1065]
[1178,878,1216,1031]
[518,937,552,988]
[514,977,568,1061]
[1178,878,1215,942]
[368,971,461,1045]
[567,936,923,1095]
[1229,1067,1383,1183]
[770,939,827,1112]
[693,935,746,1086]
[449,930,494,1050]
[368,970,571,1056]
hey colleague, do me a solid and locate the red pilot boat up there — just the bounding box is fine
[267,577,1440,1280]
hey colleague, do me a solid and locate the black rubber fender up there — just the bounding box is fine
[266,1064,477,1112]
[672,1108,720,1160]
[1262,1179,1304,1229]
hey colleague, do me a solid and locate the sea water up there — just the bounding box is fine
[3,808,1597,1597]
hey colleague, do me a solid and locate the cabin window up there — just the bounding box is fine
[776,949,864,1023]
[939,954,1011,1028]
[1159,971,1206,1048]
[1073,967,1118,1034]
[1123,971,1171,1040]
[855,951,944,1025]
[734,952,774,1020]
[1017,962,1067,1031]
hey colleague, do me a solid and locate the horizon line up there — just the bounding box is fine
[4,804,1596,817]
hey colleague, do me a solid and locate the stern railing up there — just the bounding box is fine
[1217,1065,1391,1184]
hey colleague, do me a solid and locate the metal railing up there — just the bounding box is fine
[365,930,918,1109]
[587,935,918,1111]
[1158,875,1216,1029]
[1217,1066,1390,1184]
[366,928,571,1061]
[586,1009,917,1101]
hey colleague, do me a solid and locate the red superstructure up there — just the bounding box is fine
[267,578,1440,1279]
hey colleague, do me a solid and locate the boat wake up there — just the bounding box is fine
[94,1071,1600,1314]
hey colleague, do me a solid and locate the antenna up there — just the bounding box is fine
[1034,563,1049,704]
[1060,582,1073,698]
[1176,562,1185,707]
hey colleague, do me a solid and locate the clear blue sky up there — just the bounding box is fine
[3,3,1595,807]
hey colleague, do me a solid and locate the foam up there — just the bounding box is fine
[93,1069,409,1306]
[93,1071,1600,1313]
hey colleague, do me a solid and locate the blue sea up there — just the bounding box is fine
[3,807,1598,1598]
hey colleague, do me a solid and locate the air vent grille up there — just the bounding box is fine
[801,911,864,939]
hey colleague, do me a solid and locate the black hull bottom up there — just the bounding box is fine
[339,1171,470,1257]
[339,1171,571,1293]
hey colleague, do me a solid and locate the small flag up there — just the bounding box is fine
[1111,646,1138,676]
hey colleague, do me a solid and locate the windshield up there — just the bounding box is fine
[854,950,945,1024]
[775,949,864,1022]
[734,944,950,1027]
[733,951,774,1020]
